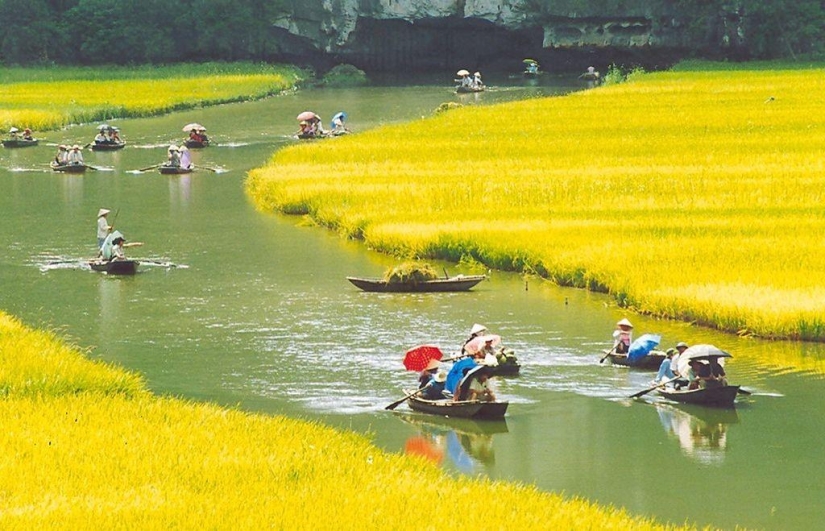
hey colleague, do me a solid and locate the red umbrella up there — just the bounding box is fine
[403,344,444,371]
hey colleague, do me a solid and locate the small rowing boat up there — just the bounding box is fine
[50,162,88,173]
[88,259,139,275]
[2,138,38,148]
[91,141,126,151]
[603,350,666,370]
[405,392,508,419]
[159,165,193,174]
[184,139,208,149]
[657,384,740,408]
[347,274,486,293]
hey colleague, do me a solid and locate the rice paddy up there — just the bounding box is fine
[0,311,693,530]
[0,63,303,132]
[247,62,825,343]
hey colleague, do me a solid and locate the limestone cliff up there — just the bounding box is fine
[269,0,739,71]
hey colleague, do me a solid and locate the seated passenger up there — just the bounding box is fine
[67,145,84,165]
[708,357,728,386]
[686,360,712,390]
[418,358,440,389]
[422,370,448,400]
[100,230,127,261]
[109,128,121,143]
[466,368,496,402]
[22,128,33,141]
[167,145,181,167]
[179,145,192,169]
[54,145,69,165]
[655,348,676,383]
[95,130,108,144]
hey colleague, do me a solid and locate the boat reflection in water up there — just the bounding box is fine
[656,403,739,465]
[400,414,508,473]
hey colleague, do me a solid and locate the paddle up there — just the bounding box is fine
[385,383,430,411]
[629,376,680,399]
[137,163,163,172]
[123,242,144,248]
[737,388,752,395]
[599,346,616,364]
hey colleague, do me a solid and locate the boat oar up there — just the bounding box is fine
[599,346,616,364]
[629,376,679,399]
[737,388,752,395]
[385,383,430,411]
[137,163,163,172]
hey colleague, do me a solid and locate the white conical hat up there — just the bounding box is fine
[616,318,633,328]
[97,208,110,217]
[470,323,487,335]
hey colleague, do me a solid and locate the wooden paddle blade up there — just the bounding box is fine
[629,376,678,399]
[385,386,427,410]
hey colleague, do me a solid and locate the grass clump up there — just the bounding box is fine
[0,311,695,529]
[320,64,369,87]
[382,262,439,284]
[246,62,825,344]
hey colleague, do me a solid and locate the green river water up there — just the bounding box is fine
[0,74,823,530]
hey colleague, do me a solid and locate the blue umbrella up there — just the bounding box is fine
[446,358,477,395]
[628,333,661,364]
[332,111,347,123]
[446,431,475,473]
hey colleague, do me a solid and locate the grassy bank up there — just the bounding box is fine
[247,62,825,342]
[0,311,693,530]
[0,63,303,132]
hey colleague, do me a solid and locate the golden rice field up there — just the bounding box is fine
[247,62,825,344]
[0,311,695,530]
[0,63,303,132]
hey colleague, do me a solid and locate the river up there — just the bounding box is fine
[0,74,822,530]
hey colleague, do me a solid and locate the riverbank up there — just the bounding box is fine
[247,61,825,342]
[0,311,693,530]
[0,63,304,132]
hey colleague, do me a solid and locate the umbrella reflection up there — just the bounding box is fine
[400,414,507,474]
[656,403,738,465]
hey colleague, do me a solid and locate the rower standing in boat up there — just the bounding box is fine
[612,318,633,354]
[670,341,689,377]
[97,208,112,250]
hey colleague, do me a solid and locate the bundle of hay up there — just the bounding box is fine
[382,262,439,284]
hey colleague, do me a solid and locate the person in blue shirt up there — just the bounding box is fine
[422,370,448,400]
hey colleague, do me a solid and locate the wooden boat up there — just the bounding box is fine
[657,385,740,408]
[456,86,484,93]
[295,133,327,140]
[50,162,88,173]
[2,138,38,148]
[159,165,193,175]
[88,259,139,275]
[347,274,485,293]
[90,141,126,151]
[603,350,666,370]
[492,359,521,376]
[406,392,508,419]
[184,139,208,149]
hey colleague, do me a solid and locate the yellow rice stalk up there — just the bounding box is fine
[247,65,825,346]
[0,312,696,529]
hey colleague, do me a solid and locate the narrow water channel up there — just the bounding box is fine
[0,76,822,530]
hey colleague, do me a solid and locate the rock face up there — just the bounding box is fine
[270,0,734,72]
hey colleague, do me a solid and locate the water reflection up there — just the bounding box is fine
[58,173,84,205]
[399,414,508,474]
[168,174,192,209]
[656,403,739,466]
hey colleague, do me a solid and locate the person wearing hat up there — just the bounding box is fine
[670,342,689,377]
[97,208,112,250]
[418,358,441,389]
[179,145,192,170]
[472,71,484,89]
[22,128,33,141]
[167,145,181,167]
[53,145,69,165]
[67,144,84,165]
[612,318,634,354]
[464,366,496,402]
[460,323,488,355]
[422,370,448,400]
